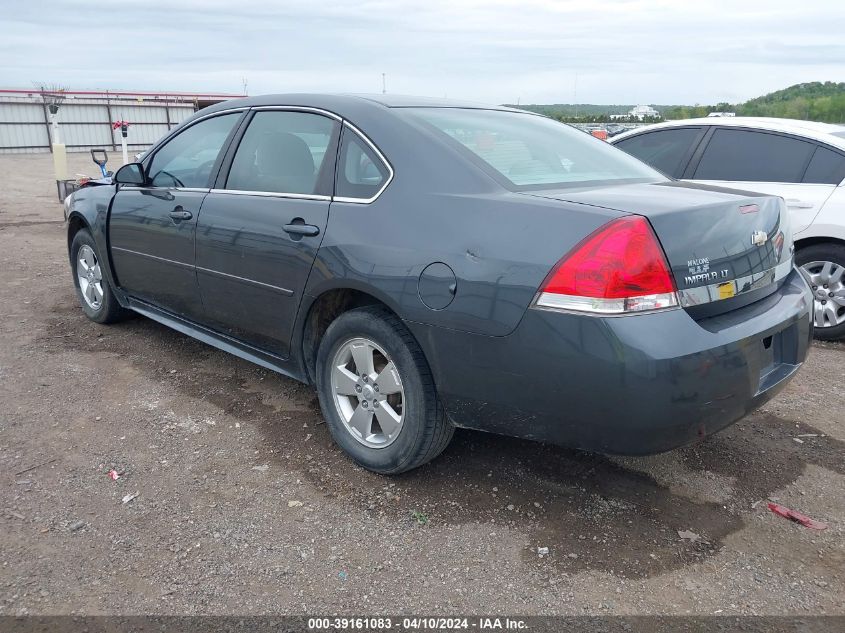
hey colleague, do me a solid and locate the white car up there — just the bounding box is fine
[611,117,845,340]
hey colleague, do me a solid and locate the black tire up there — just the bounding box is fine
[796,242,845,341]
[315,305,454,474]
[70,229,127,324]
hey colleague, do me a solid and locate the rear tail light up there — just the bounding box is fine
[534,215,679,315]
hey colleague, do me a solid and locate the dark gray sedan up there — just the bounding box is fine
[65,94,813,473]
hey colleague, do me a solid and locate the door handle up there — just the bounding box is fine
[785,199,814,209]
[169,206,193,221]
[283,221,320,237]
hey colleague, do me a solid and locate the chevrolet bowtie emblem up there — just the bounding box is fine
[751,230,768,246]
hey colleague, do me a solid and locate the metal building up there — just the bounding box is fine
[0,88,245,154]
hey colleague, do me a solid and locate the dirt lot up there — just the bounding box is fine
[0,152,843,616]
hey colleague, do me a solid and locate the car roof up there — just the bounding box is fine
[201,93,521,117]
[611,116,845,150]
[348,93,520,109]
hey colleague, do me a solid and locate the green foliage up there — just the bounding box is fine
[662,82,845,122]
[513,82,845,124]
[507,104,635,117]
[410,510,429,526]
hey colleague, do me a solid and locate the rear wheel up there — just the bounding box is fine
[315,306,453,474]
[70,229,127,324]
[796,243,845,341]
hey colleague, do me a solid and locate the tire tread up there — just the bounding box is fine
[316,305,453,474]
[360,306,453,473]
[70,229,128,324]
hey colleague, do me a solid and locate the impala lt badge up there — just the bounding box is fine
[751,230,768,246]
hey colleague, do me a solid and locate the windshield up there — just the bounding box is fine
[407,108,664,189]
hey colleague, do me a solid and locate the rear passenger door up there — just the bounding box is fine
[687,128,840,233]
[194,109,340,357]
[613,127,706,178]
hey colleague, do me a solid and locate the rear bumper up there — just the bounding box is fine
[411,268,813,454]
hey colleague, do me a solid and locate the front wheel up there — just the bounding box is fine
[315,306,454,474]
[796,243,845,341]
[70,229,127,324]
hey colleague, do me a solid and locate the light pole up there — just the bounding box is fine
[113,120,130,165]
[39,86,66,145]
[39,85,68,182]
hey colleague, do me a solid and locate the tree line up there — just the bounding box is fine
[512,82,845,124]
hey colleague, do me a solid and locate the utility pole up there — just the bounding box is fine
[382,73,386,94]
[574,73,579,119]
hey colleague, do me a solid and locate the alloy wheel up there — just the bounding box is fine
[330,337,405,448]
[799,260,845,328]
[77,245,104,310]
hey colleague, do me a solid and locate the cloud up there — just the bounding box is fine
[1,0,843,104]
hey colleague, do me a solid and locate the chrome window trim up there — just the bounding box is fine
[157,107,250,138]
[677,259,795,307]
[209,188,331,202]
[120,186,210,193]
[217,106,340,200]
[143,107,250,165]
[251,105,343,121]
[135,104,394,203]
[211,116,393,204]
[333,121,395,204]
[112,247,294,296]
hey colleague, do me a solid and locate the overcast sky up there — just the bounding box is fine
[2,0,843,105]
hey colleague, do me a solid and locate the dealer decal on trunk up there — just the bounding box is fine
[685,257,729,286]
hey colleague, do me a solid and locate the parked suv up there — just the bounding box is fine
[612,117,845,340]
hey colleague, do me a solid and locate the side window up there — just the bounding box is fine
[147,113,241,188]
[803,146,845,185]
[335,128,390,200]
[614,128,701,177]
[693,129,815,183]
[226,111,337,196]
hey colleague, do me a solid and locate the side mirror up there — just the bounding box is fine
[114,162,145,186]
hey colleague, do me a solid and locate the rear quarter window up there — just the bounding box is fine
[803,146,845,184]
[335,128,390,201]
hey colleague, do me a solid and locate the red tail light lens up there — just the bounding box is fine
[535,216,679,314]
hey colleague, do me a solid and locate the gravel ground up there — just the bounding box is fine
[0,153,843,616]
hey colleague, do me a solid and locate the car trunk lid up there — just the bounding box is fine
[523,180,793,316]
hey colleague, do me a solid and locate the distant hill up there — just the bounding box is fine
[514,82,845,124]
[739,82,845,121]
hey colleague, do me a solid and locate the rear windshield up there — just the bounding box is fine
[406,108,663,189]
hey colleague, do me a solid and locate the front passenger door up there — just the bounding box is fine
[109,112,244,319]
[194,109,340,357]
